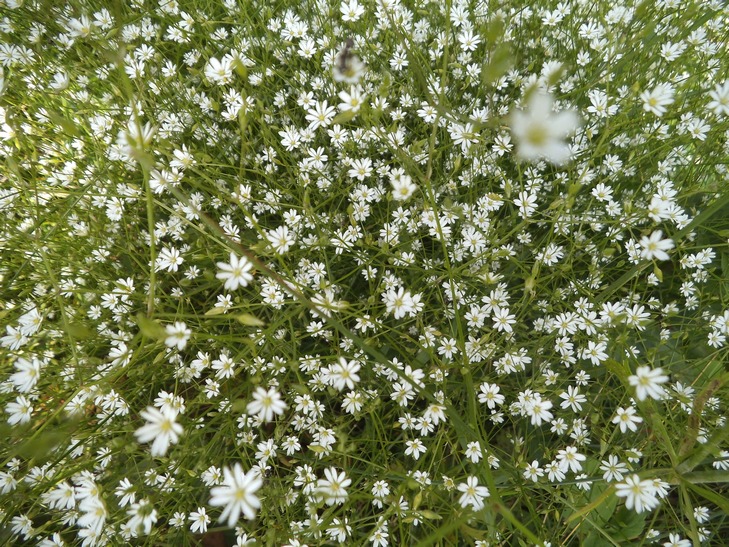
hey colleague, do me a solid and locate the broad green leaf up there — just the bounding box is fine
[610,508,646,540]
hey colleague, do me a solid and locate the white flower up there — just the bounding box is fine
[212,353,237,380]
[43,481,77,510]
[478,382,505,409]
[599,455,628,482]
[328,357,361,391]
[628,366,668,401]
[134,406,183,456]
[5,395,33,425]
[391,173,417,201]
[247,386,287,422]
[9,356,41,393]
[713,450,729,470]
[612,406,643,433]
[216,252,254,290]
[125,498,157,536]
[316,467,351,505]
[189,507,210,534]
[638,230,674,261]
[340,0,365,22]
[615,474,659,513]
[559,386,586,412]
[305,100,336,131]
[155,246,184,272]
[404,438,427,460]
[457,476,490,510]
[383,286,416,319]
[555,446,586,473]
[545,460,566,482]
[369,523,389,547]
[509,91,580,165]
[523,460,544,482]
[338,86,366,113]
[266,225,296,254]
[524,396,553,426]
[708,79,729,117]
[165,321,191,350]
[348,157,372,180]
[663,533,692,547]
[492,306,516,333]
[209,464,263,527]
[464,442,483,463]
[640,83,675,117]
[115,478,136,507]
[170,145,195,170]
[205,56,234,85]
[1,325,28,350]
[117,118,156,158]
[586,89,618,118]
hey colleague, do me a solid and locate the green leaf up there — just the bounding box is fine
[653,262,663,282]
[63,322,94,339]
[682,480,729,514]
[680,470,729,484]
[231,399,248,413]
[610,508,646,540]
[583,530,618,547]
[481,43,513,85]
[235,313,266,327]
[593,484,618,523]
[47,109,79,137]
[135,313,165,340]
[331,109,357,125]
[234,62,248,79]
[566,484,614,524]
[18,433,65,459]
[418,510,443,520]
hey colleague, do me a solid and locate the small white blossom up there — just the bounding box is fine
[639,230,674,261]
[628,366,668,401]
[509,91,580,165]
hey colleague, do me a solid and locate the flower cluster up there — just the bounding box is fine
[0,0,728,545]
